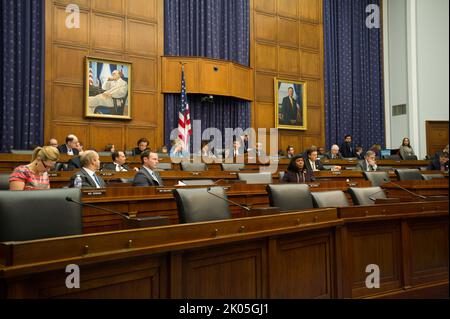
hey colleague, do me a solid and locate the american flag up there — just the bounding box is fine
[178,65,192,149]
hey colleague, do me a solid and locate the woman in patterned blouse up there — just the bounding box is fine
[9,146,60,190]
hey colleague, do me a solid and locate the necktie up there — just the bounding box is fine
[150,171,160,185]
[93,174,101,188]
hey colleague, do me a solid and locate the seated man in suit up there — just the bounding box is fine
[325,144,343,160]
[58,134,79,156]
[355,150,378,172]
[304,148,325,173]
[102,151,137,172]
[133,150,164,186]
[428,152,449,172]
[286,145,296,159]
[70,150,106,188]
[340,134,355,158]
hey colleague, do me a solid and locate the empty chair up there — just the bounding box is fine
[266,184,313,211]
[422,174,444,180]
[311,190,349,208]
[221,163,245,171]
[238,172,272,184]
[156,162,172,171]
[172,187,231,223]
[0,173,10,190]
[403,155,418,160]
[181,162,207,172]
[363,171,390,187]
[347,187,387,206]
[395,169,422,181]
[180,179,215,186]
[0,188,83,242]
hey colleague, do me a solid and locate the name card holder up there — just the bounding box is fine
[82,188,107,197]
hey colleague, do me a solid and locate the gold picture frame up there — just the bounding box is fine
[85,57,132,120]
[274,78,307,130]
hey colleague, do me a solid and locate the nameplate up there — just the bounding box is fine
[99,172,114,176]
[331,171,342,175]
[157,188,174,193]
[308,183,321,188]
[347,182,358,187]
[82,189,106,196]
[48,173,60,177]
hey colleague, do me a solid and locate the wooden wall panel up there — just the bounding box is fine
[231,65,253,101]
[252,0,325,154]
[200,61,230,95]
[45,0,164,152]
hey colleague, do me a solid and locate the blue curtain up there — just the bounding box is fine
[164,0,250,147]
[0,0,45,152]
[323,0,385,151]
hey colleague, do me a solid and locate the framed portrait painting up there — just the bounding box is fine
[274,78,307,130]
[85,57,132,119]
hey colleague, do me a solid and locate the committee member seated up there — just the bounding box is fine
[58,134,79,155]
[434,144,449,160]
[133,150,164,186]
[48,138,58,148]
[355,150,378,172]
[9,146,60,190]
[132,138,150,156]
[103,151,138,172]
[282,155,314,183]
[286,145,296,159]
[69,151,106,188]
[304,148,325,172]
[428,152,449,172]
[325,144,343,159]
[399,137,416,160]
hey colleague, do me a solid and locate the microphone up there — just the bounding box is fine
[66,196,130,219]
[381,178,427,200]
[206,187,251,212]
[368,188,386,202]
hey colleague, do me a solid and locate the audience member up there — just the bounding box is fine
[132,138,150,156]
[399,138,416,159]
[428,152,449,172]
[103,151,138,172]
[355,150,378,171]
[104,144,116,153]
[282,155,314,183]
[304,148,325,173]
[133,150,163,186]
[170,138,189,158]
[325,144,343,159]
[48,138,58,148]
[69,151,105,188]
[9,146,60,190]
[355,146,364,160]
[317,147,326,159]
[286,145,296,159]
[58,134,79,155]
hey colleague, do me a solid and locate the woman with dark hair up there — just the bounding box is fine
[282,155,314,183]
[399,137,416,159]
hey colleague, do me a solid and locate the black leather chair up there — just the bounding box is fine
[395,169,423,181]
[311,190,349,208]
[221,163,245,171]
[0,188,83,242]
[0,173,10,190]
[181,162,207,171]
[403,155,418,160]
[238,172,272,184]
[383,155,401,160]
[422,174,444,180]
[180,179,215,186]
[348,187,386,205]
[172,187,231,223]
[266,184,313,212]
[363,171,390,187]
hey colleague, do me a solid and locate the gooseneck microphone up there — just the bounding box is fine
[381,178,427,200]
[66,196,131,220]
[206,187,251,212]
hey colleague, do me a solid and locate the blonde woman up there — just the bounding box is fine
[9,146,60,190]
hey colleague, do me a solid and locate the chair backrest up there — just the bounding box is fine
[384,155,401,160]
[363,171,390,187]
[0,188,83,242]
[0,173,10,190]
[181,162,207,172]
[172,187,231,223]
[311,190,349,208]
[422,174,444,180]
[238,172,273,184]
[403,155,418,160]
[10,149,33,155]
[221,163,245,171]
[266,184,313,211]
[156,162,172,171]
[180,179,215,186]
[395,169,423,181]
[347,187,386,205]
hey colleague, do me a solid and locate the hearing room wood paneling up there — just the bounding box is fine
[45,0,164,152]
[251,0,325,154]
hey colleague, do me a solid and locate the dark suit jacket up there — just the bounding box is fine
[355,160,377,172]
[58,144,79,155]
[427,159,449,171]
[304,158,325,173]
[324,152,343,160]
[340,142,355,158]
[102,162,131,171]
[67,156,82,171]
[70,168,106,188]
[281,96,300,125]
[282,170,314,183]
[132,167,164,186]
